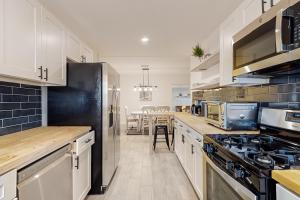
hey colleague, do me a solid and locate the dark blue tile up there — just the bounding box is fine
[21,84,41,89]
[289,75,300,83]
[3,117,28,127]
[0,86,12,94]
[35,90,41,95]
[13,109,35,117]
[2,95,28,102]
[22,121,41,131]
[29,115,41,122]
[21,103,41,109]
[0,111,12,119]
[28,96,41,102]
[288,103,300,109]
[0,125,21,136]
[0,81,20,87]
[13,87,35,95]
[0,103,20,110]
[289,93,300,102]
[35,109,41,115]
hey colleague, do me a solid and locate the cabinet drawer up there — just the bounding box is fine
[74,131,95,155]
[276,184,300,200]
[0,170,16,200]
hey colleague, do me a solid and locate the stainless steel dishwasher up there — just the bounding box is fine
[17,145,73,200]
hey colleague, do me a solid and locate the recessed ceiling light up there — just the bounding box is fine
[141,37,149,44]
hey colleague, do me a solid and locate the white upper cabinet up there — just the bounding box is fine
[220,8,244,86]
[243,0,262,25]
[0,0,95,85]
[66,32,94,63]
[42,9,66,85]
[0,0,42,82]
[66,32,81,62]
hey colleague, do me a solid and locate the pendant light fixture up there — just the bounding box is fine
[133,65,158,92]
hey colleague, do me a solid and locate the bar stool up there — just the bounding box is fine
[153,125,170,150]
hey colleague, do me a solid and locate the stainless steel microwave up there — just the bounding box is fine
[204,102,258,130]
[233,0,300,77]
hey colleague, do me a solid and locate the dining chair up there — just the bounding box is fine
[141,106,156,134]
[125,106,139,134]
[156,106,171,112]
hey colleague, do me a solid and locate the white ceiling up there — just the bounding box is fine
[41,0,242,57]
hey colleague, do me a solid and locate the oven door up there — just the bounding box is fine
[204,154,257,200]
[232,0,296,77]
[205,103,222,127]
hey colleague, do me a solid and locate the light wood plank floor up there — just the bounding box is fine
[88,134,199,200]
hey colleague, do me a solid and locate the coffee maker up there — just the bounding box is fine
[191,100,205,116]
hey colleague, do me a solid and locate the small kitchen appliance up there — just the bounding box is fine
[233,0,300,78]
[204,101,258,130]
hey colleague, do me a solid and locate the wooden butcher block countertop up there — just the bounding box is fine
[0,126,91,175]
[174,112,259,135]
[272,170,300,196]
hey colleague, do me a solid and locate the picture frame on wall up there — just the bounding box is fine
[140,91,152,101]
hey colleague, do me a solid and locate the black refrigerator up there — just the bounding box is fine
[48,62,120,194]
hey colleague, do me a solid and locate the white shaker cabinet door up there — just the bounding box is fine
[42,9,66,85]
[194,145,204,200]
[0,0,42,81]
[66,32,81,62]
[219,10,244,86]
[73,148,92,200]
[277,184,300,200]
[243,0,262,25]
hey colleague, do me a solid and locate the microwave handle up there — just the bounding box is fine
[276,9,294,53]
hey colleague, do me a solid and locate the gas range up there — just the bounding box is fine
[203,108,300,200]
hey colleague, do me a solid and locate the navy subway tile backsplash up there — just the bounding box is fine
[0,82,42,136]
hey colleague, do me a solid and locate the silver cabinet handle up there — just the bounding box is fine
[191,144,194,154]
[44,68,48,81]
[38,66,43,79]
[85,138,92,143]
[75,156,79,170]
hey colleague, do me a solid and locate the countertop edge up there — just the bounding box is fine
[272,170,300,196]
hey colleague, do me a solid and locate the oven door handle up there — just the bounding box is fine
[204,154,257,200]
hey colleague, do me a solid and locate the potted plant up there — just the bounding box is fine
[192,44,204,60]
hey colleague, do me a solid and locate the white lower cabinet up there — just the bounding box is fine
[0,170,17,200]
[174,119,204,200]
[184,130,195,183]
[194,140,203,199]
[277,184,300,200]
[73,131,95,200]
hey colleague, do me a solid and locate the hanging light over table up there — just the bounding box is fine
[133,65,158,92]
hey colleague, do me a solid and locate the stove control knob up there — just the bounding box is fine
[226,161,234,170]
[203,143,215,154]
[233,166,245,179]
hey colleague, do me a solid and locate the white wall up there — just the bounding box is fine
[101,57,190,125]
[119,73,189,125]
